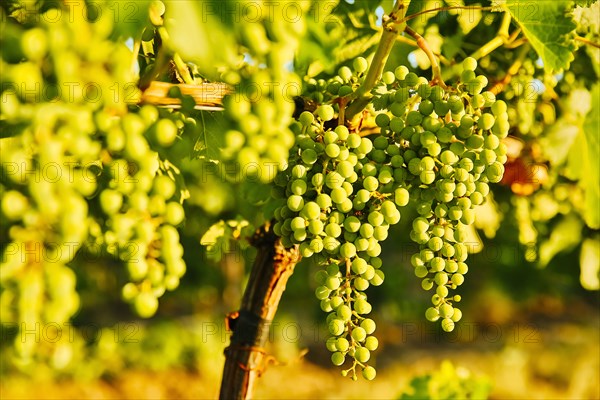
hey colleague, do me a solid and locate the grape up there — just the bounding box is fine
[362,366,377,380]
[351,326,367,342]
[331,352,346,366]
[355,347,370,362]
[353,57,368,74]
[134,292,159,318]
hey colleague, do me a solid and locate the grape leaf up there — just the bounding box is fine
[502,0,577,71]
[581,83,600,229]
[580,237,600,290]
[538,215,583,268]
[164,0,238,80]
[200,218,252,262]
[574,0,598,7]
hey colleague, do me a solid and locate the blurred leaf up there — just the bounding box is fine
[538,215,583,268]
[164,0,237,79]
[110,0,151,39]
[297,1,382,77]
[503,0,577,71]
[579,237,600,290]
[200,218,252,262]
[543,120,580,166]
[400,360,491,400]
[448,0,482,35]
[475,193,502,239]
[581,83,600,229]
[574,0,598,7]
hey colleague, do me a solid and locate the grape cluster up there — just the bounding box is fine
[0,1,189,362]
[303,56,369,105]
[218,2,311,183]
[92,107,188,318]
[270,59,406,380]
[372,57,509,331]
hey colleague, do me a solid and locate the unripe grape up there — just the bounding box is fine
[370,270,384,286]
[100,189,123,215]
[355,347,371,362]
[439,303,454,318]
[315,285,331,300]
[352,257,368,274]
[414,265,429,278]
[360,318,376,334]
[354,299,372,315]
[351,326,367,342]
[451,308,463,322]
[331,351,346,366]
[362,366,376,380]
[441,318,455,332]
[340,242,357,259]
[353,57,368,73]
[382,71,396,85]
[451,273,465,286]
[316,105,335,121]
[462,57,478,71]
[368,211,384,227]
[134,292,158,318]
[329,319,346,336]
[425,307,440,322]
[434,272,449,286]
[155,119,178,146]
[337,304,352,321]
[395,65,409,80]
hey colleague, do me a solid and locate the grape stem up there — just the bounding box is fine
[345,0,411,122]
[397,5,494,25]
[404,26,447,89]
[575,35,600,49]
[468,13,515,61]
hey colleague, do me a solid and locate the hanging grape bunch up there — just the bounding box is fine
[269,55,509,380]
[370,57,509,333]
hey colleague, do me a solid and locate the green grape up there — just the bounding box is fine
[362,366,377,380]
[355,347,371,363]
[134,292,159,318]
[354,299,372,315]
[100,189,123,215]
[441,318,455,332]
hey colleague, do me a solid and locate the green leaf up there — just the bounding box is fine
[538,215,583,268]
[503,0,577,71]
[200,218,252,262]
[110,0,151,39]
[580,237,600,290]
[164,0,237,79]
[574,0,598,7]
[581,83,600,229]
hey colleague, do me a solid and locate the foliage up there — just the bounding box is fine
[400,360,491,400]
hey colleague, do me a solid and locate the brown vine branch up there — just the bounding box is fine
[404,26,447,89]
[219,224,300,400]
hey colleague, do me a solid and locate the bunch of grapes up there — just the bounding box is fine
[91,107,188,318]
[218,2,312,183]
[269,55,510,378]
[268,57,409,381]
[370,57,509,331]
[0,1,189,362]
